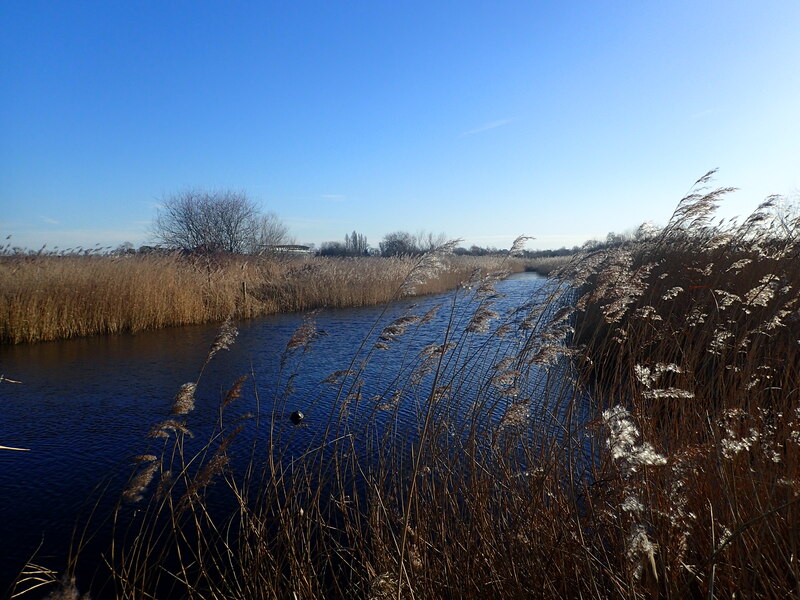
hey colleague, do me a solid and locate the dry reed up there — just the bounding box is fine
[0,252,524,344]
[523,254,573,275]
[12,183,800,599]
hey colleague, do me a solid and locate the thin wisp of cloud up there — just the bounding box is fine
[691,108,717,120]
[460,118,514,137]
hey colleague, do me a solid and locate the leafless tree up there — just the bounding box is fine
[379,231,417,256]
[344,230,368,255]
[153,190,289,253]
[416,230,448,252]
[379,230,447,256]
[251,211,292,252]
[318,241,347,256]
[318,231,369,256]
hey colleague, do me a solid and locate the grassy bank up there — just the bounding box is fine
[0,251,525,344]
[11,181,800,599]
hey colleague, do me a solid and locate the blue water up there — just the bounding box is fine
[0,272,584,591]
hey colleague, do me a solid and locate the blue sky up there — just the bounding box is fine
[2,1,799,251]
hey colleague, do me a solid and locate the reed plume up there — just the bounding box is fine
[15,176,800,599]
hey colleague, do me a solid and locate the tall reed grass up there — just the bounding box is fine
[10,178,800,599]
[523,254,573,276]
[562,173,800,597]
[0,252,524,344]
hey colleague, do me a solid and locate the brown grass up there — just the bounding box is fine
[523,254,573,275]
[11,181,800,599]
[558,176,800,597]
[0,252,525,344]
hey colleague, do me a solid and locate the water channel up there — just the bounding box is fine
[0,272,586,590]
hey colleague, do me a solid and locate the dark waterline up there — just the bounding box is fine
[0,272,579,590]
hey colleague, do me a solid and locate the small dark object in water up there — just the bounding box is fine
[289,410,305,424]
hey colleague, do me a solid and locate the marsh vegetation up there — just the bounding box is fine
[6,175,800,599]
[0,252,540,344]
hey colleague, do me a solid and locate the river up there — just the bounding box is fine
[0,272,584,591]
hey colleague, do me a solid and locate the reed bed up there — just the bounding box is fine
[562,173,800,597]
[523,254,573,276]
[0,252,523,344]
[10,177,800,599]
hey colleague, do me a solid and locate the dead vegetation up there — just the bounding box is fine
[10,176,800,598]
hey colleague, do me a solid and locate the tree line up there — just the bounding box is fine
[151,190,454,258]
[317,230,450,257]
[153,188,707,259]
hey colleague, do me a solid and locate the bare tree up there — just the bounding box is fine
[318,230,369,257]
[416,230,448,252]
[344,230,368,255]
[153,190,288,254]
[379,230,447,256]
[251,211,292,252]
[318,241,348,256]
[379,231,417,256]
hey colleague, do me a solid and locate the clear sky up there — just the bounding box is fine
[2,1,799,251]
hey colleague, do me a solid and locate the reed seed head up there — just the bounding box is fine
[170,382,197,415]
[123,462,159,503]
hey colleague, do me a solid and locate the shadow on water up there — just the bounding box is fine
[0,272,591,592]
